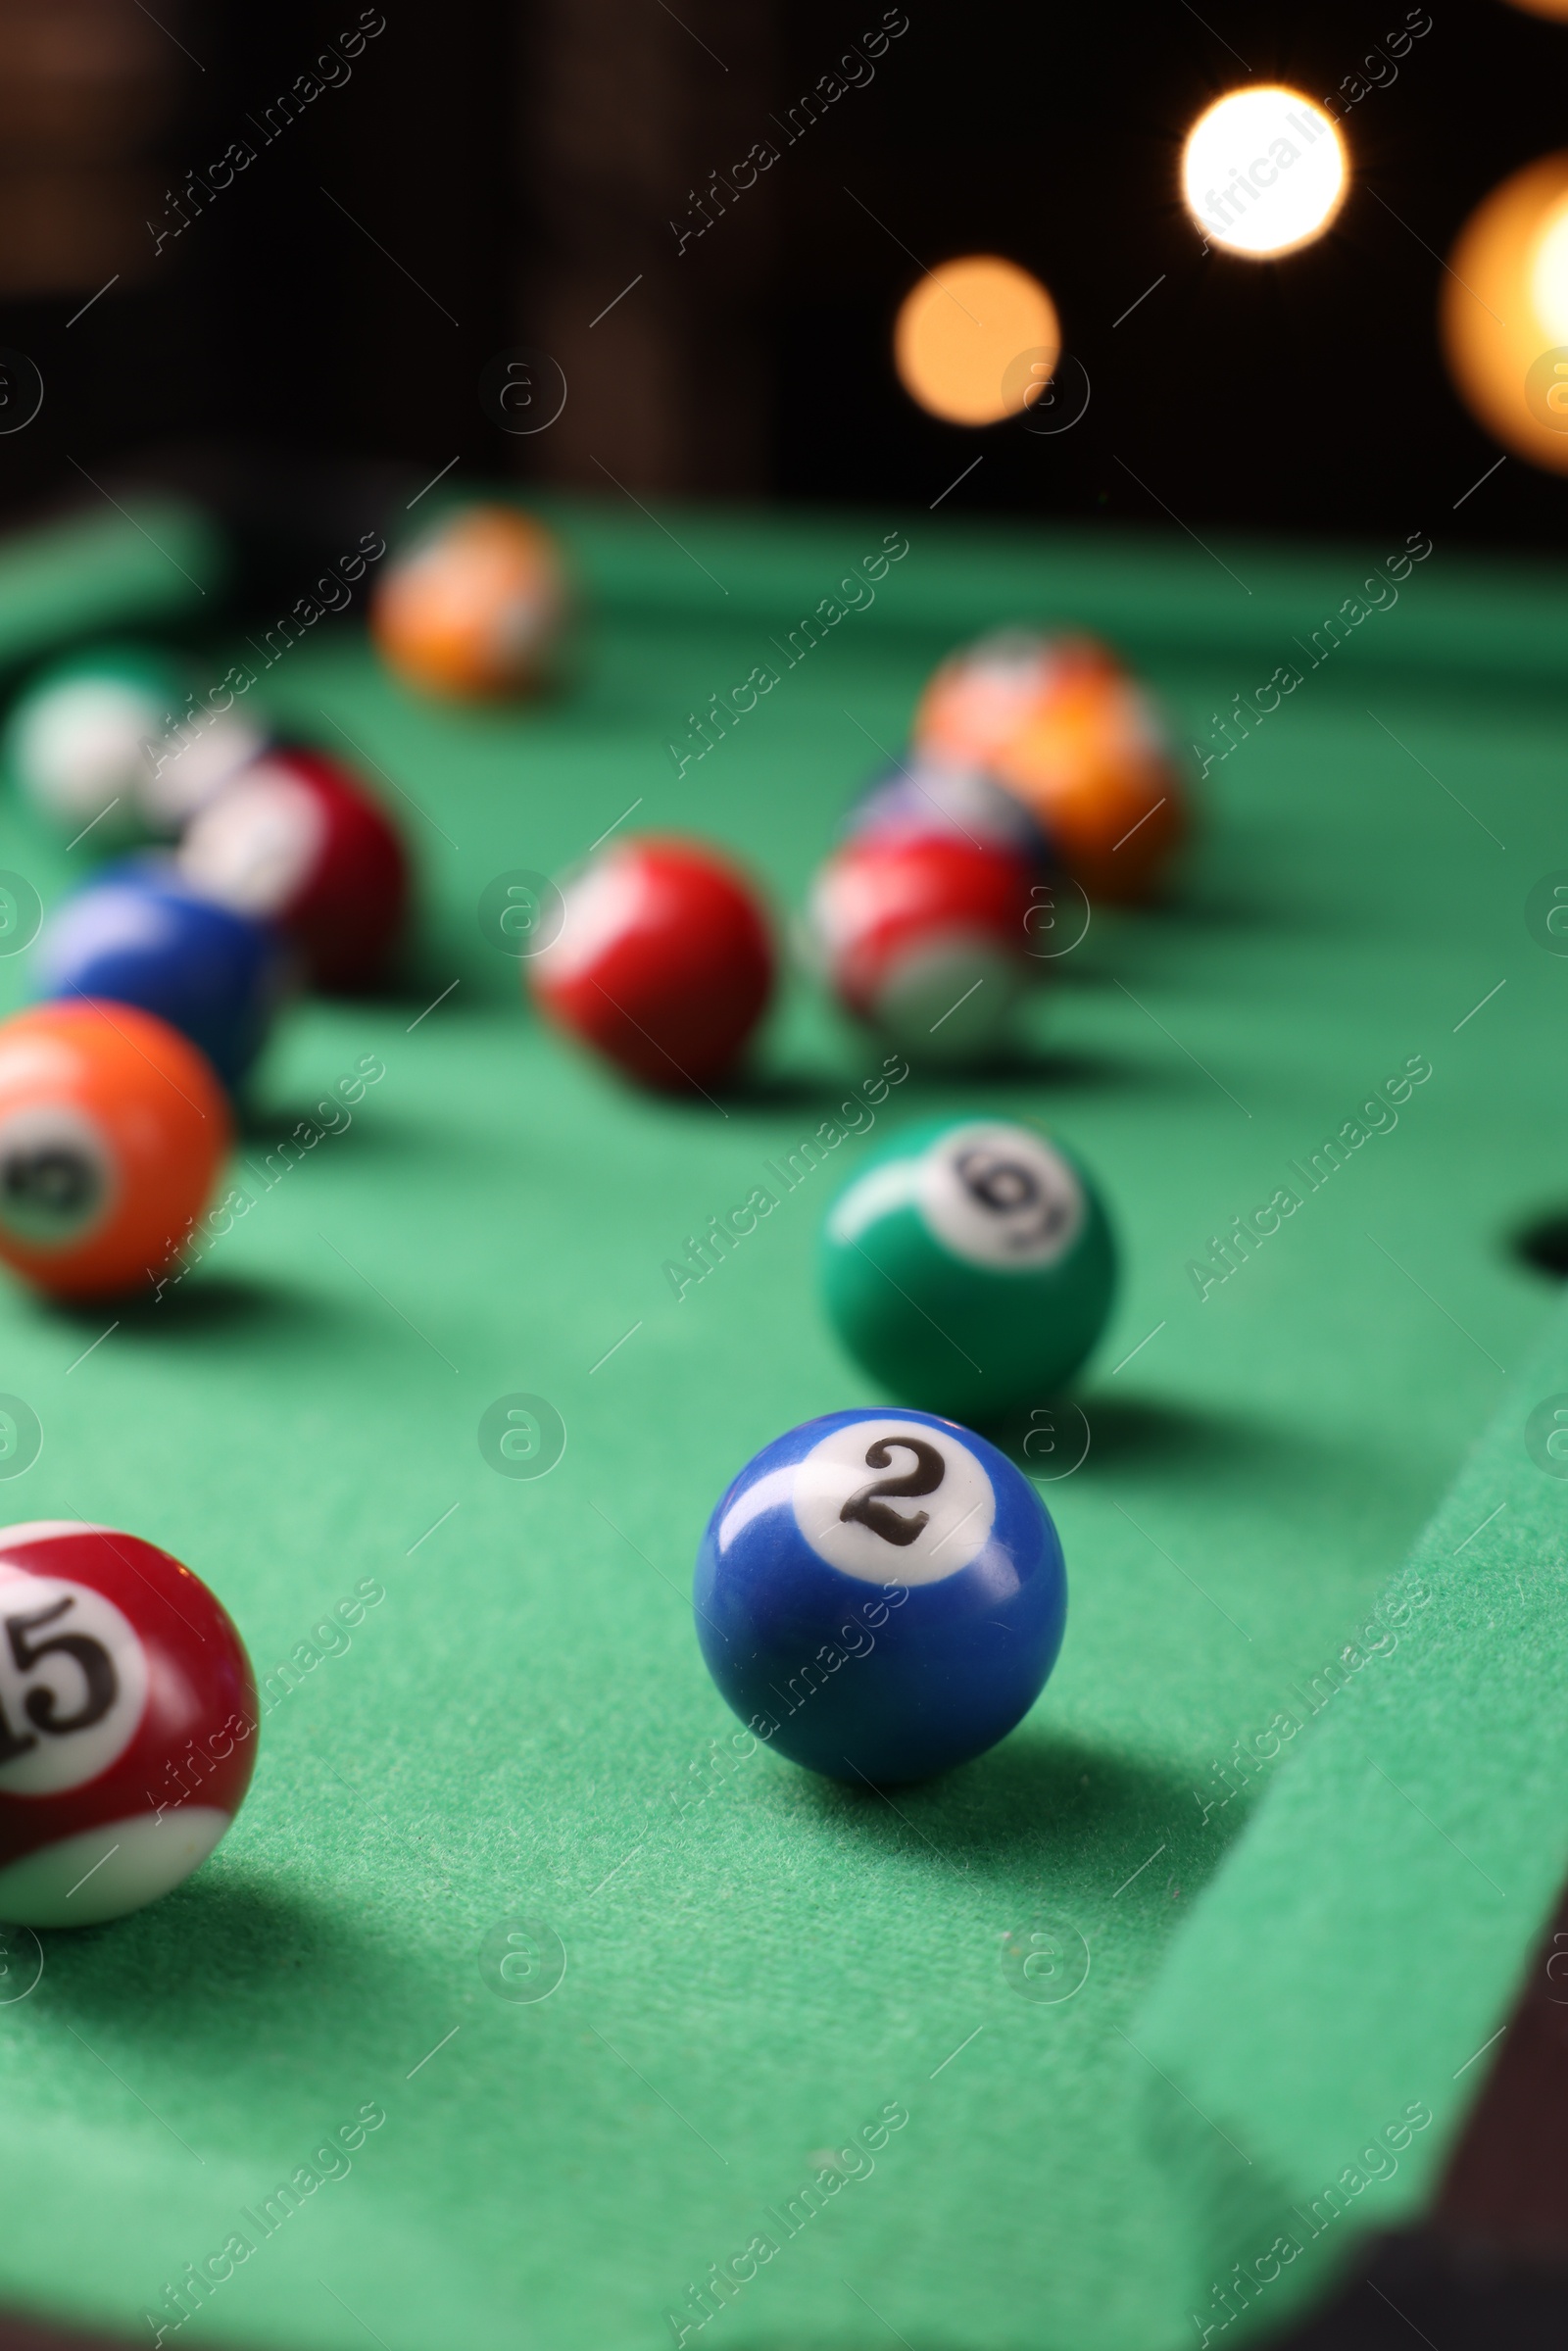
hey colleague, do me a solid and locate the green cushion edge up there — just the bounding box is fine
[1133,1289,1568,2342]
[0,499,225,676]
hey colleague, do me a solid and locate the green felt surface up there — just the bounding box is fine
[1139,1289,1568,2344]
[0,499,221,669]
[0,500,1561,2351]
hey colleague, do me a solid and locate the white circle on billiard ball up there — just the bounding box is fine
[0,1562,148,1794]
[793,1417,995,1586]
[0,1102,117,1249]
[918,1121,1083,1271]
[874,930,1024,1061]
[179,760,326,918]
[137,709,267,831]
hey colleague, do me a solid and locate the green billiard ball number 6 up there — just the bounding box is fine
[819,1115,1117,1423]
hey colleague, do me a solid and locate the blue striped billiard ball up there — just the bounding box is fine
[843,752,1054,867]
[694,1408,1065,1784]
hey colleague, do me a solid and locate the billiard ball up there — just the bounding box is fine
[0,1520,256,1926]
[913,629,1188,902]
[809,831,1037,1064]
[530,836,773,1089]
[0,1001,230,1299]
[820,1114,1116,1420]
[370,503,567,699]
[844,751,1054,867]
[177,746,409,991]
[913,628,1092,765]
[35,866,286,1090]
[3,647,259,848]
[4,647,182,848]
[135,702,268,836]
[694,1407,1066,1782]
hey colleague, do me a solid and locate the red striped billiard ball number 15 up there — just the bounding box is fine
[0,1522,257,1928]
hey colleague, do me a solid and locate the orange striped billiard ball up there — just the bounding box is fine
[914,631,1189,903]
[370,504,567,700]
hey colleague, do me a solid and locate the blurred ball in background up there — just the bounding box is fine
[370,504,568,700]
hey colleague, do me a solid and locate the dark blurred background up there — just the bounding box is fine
[0,0,1563,553]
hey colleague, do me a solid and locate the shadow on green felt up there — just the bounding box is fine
[323,937,477,1015]
[42,1269,333,1340]
[907,1041,1171,1095]
[722,1041,1179,1118]
[33,1866,451,2070]
[984,1389,1284,1477]
[1512,1206,1568,1282]
[789,1725,1222,1907]
[236,1097,413,1151]
[1081,1392,1307,1479]
[1120,872,1336,939]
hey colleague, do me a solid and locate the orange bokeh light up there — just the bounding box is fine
[1442,153,1568,476]
[894,256,1060,427]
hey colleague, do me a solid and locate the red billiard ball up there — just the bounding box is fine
[177,747,410,991]
[530,836,773,1089]
[0,1002,231,1299]
[810,831,1037,1063]
[0,1521,257,1926]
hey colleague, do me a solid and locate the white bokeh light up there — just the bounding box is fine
[1182,87,1348,258]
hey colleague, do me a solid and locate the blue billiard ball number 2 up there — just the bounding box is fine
[694,1407,1067,1786]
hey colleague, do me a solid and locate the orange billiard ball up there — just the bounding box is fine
[914,631,1189,903]
[0,1002,230,1299]
[370,504,567,700]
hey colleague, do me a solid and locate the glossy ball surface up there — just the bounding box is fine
[810,831,1036,1064]
[0,1520,256,1926]
[914,629,1097,766]
[820,1115,1116,1420]
[530,836,773,1089]
[370,504,567,699]
[4,646,186,847]
[178,747,409,991]
[35,866,285,1089]
[694,1408,1066,1783]
[134,707,267,837]
[0,1001,231,1298]
[914,630,1188,902]
[844,752,1054,867]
